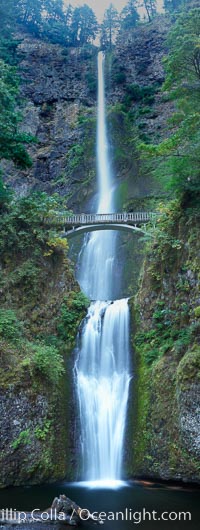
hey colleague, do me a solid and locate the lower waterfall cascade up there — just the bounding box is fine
[75,52,131,485]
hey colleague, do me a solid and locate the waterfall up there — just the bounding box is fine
[75,52,131,485]
[78,51,117,301]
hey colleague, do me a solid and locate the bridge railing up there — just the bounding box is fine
[51,212,157,225]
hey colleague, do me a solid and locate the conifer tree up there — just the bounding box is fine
[142,0,157,21]
[164,0,185,13]
[101,3,119,49]
[70,4,98,46]
[16,0,44,35]
[121,0,140,29]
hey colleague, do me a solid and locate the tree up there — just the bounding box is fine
[44,0,64,20]
[101,3,119,49]
[164,8,200,87]
[142,0,157,22]
[0,0,19,64]
[140,8,200,198]
[0,60,33,168]
[164,0,185,12]
[0,0,15,35]
[120,0,140,29]
[70,4,98,46]
[0,58,33,208]
[42,0,69,44]
[164,0,199,12]
[16,0,44,35]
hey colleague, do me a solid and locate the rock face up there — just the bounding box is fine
[3,19,172,211]
[0,388,67,487]
[128,213,200,484]
[3,33,97,210]
[107,16,173,140]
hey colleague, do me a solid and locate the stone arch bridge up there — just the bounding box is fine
[48,212,157,238]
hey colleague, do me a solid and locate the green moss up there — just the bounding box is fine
[34,421,51,440]
[194,306,200,318]
[177,347,200,389]
[12,430,31,450]
[115,181,128,210]
[57,290,89,349]
[132,348,151,472]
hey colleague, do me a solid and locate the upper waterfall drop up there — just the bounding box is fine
[97,51,113,214]
[77,51,117,302]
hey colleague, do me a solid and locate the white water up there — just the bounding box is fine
[77,51,116,301]
[75,52,131,484]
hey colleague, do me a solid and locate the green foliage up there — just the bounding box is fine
[86,72,97,94]
[15,1,98,46]
[135,203,200,366]
[139,9,200,199]
[164,1,189,14]
[0,3,34,181]
[164,9,200,89]
[57,291,89,342]
[139,201,183,264]
[0,192,69,259]
[135,317,195,365]
[177,346,200,388]
[120,0,139,30]
[70,5,99,46]
[65,117,96,183]
[0,191,83,388]
[34,420,51,440]
[101,4,119,49]
[0,0,19,65]
[122,83,157,112]
[21,343,65,385]
[194,306,200,318]
[0,174,12,209]
[66,144,84,170]
[114,71,126,84]
[143,0,157,22]
[0,60,33,170]
[0,310,22,342]
[12,429,31,450]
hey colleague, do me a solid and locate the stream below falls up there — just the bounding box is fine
[0,482,199,529]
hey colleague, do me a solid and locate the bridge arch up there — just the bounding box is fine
[61,223,149,239]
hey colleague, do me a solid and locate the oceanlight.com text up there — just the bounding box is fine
[76,507,192,524]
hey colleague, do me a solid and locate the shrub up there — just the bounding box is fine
[35,420,51,440]
[66,144,84,170]
[11,429,31,450]
[0,309,22,342]
[21,343,65,385]
[114,71,126,84]
[57,291,89,341]
[86,72,97,94]
[194,306,200,318]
